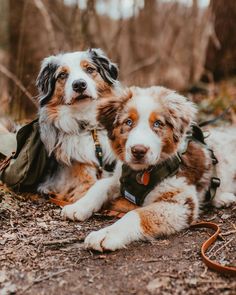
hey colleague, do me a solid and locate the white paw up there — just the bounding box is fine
[213,192,236,208]
[84,227,127,252]
[61,202,93,221]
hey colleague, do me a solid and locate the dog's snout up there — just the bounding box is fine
[131,145,149,160]
[72,79,87,93]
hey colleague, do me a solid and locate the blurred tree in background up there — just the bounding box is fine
[0,0,235,121]
[205,0,236,80]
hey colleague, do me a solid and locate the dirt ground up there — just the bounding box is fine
[0,184,235,295]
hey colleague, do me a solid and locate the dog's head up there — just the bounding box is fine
[36,49,119,108]
[97,86,196,170]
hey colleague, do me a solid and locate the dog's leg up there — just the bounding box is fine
[84,192,198,252]
[61,175,120,221]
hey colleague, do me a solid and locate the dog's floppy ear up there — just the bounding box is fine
[89,48,118,85]
[164,92,197,143]
[97,90,132,139]
[36,56,59,106]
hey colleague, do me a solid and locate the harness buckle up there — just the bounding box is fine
[176,152,182,163]
[211,177,221,188]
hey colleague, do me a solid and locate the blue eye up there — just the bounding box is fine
[126,119,133,126]
[153,120,162,128]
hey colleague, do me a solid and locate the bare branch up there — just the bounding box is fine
[34,0,58,52]
[122,55,159,78]
[0,64,38,108]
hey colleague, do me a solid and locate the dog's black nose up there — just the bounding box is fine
[72,79,87,93]
[131,145,148,160]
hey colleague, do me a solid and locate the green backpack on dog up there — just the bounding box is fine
[0,119,55,192]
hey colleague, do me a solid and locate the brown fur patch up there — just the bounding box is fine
[161,125,178,155]
[110,125,128,161]
[148,111,178,157]
[184,197,195,225]
[53,163,97,203]
[137,209,161,236]
[97,90,133,142]
[177,141,211,192]
[80,59,114,98]
[156,190,181,203]
[128,108,139,123]
[149,112,164,127]
[45,66,69,118]
[104,197,138,213]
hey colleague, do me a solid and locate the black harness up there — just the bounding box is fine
[120,125,220,206]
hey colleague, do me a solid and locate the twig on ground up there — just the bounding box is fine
[42,237,84,246]
[75,255,91,264]
[220,230,236,236]
[209,238,234,258]
[21,269,69,293]
[200,265,208,278]
[206,242,218,256]
[144,259,161,263]
[199,279,225,284]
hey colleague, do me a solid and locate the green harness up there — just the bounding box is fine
[120,125,220,206]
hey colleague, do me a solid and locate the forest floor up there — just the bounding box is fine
[0,184,235,295]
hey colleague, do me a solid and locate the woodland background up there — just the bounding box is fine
[0,2,236,294]
[0,0,235,121]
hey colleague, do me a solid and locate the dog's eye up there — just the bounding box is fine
[86,67,96,74]
[125,119,133,127]
[153,120,162,128]
[58,72,68,79]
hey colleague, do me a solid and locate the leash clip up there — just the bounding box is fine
[211,177,221,188]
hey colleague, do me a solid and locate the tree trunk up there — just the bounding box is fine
[0,0,10,114]
[205,0,236,80]
[8,0,44,120]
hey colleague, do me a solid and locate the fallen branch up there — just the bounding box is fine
[221,230,236,237]
[200,265,208,278]
[0,64,38,108]
[209,237,234,258]
[42,237,84,246]
[21,269,69,293]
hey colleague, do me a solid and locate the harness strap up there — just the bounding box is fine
[179,125,220,201]
[120,155,181,206]
[91,129,104,177]
[205,148,220,201]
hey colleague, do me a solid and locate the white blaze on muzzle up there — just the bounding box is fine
[125,114,161,166]
[62,56,98,104]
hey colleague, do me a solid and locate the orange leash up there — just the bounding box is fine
[190,221,236,276]
[50,198,236,275]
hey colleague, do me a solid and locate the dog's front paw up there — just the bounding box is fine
[213,192,236,208]
[61,202,93,221]
[84,227,127,252]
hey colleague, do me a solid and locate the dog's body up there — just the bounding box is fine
[0,49,122,202]
[62,86,236,251]
[36,49,123,202]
